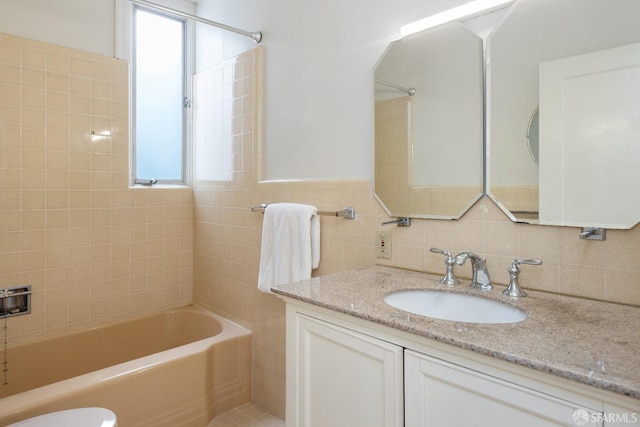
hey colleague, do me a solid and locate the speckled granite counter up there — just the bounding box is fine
[272,265,640,399]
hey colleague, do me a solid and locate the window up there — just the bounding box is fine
[132,6,189,185]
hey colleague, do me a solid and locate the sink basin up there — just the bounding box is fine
[383,290,527,324]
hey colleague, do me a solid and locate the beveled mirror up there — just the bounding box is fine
[373,21,484,220]
[487,0,640,229]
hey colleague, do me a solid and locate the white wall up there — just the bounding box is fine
[0,0,197,58]
[0,0,115,56]
[195,0,471,181]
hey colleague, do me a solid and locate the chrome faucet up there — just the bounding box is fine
[503,258,542,297]
[429,247,459,286]
[454,252,492,291]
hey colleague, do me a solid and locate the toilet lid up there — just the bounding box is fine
[7,407,117,427]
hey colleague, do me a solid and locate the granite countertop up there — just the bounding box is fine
[272,265,640,399]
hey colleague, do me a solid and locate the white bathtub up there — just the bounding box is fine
[0,306,252,426]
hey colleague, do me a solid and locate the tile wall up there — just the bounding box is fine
[374,96,411,215]
[191,47,640,419]
[0,33,193,344]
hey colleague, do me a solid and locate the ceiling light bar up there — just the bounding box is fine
[400,0,514,37]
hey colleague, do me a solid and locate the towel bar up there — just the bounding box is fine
[251,204,356,220]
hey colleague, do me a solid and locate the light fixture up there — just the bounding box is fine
[400,0,514,37]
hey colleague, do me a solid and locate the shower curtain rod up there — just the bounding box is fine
[375,79,416,96]
[129,0,262,43]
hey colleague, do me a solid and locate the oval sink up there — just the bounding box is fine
[383,290,527,324]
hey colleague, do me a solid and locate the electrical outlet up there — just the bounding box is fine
[376,230,391,259]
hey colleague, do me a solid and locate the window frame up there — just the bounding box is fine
[117,0,193,187]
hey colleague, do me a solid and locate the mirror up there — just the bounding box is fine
[526,107,539,165]
[487,0,640,228]
[373,22,484,220]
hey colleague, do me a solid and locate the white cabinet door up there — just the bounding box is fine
[289,313,403,427]
[405,349,603,427]
[603,403,640,426]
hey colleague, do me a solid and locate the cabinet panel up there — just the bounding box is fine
[405,350,603,427]
[602,403,640,426]
[291,313,403,427]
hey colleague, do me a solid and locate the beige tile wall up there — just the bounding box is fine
[374,96,411,215]
[191,46,640,419]
[0,33,193,344]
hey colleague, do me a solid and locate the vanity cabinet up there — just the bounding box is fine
[287,312,403,426]
[285,301,638,427]
[405,349,601,426]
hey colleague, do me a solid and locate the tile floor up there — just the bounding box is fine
[208,402,285,427]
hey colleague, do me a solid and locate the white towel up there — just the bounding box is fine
[258,203,320,293]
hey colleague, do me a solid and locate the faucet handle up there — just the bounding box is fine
[429,247,452,259]
[429,247,459,286]
[514,258,543,267]
[503,258,542,297]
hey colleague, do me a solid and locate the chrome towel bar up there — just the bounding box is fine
[251,204,356,220]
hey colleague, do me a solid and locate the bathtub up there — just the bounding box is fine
[0,306,252,427]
